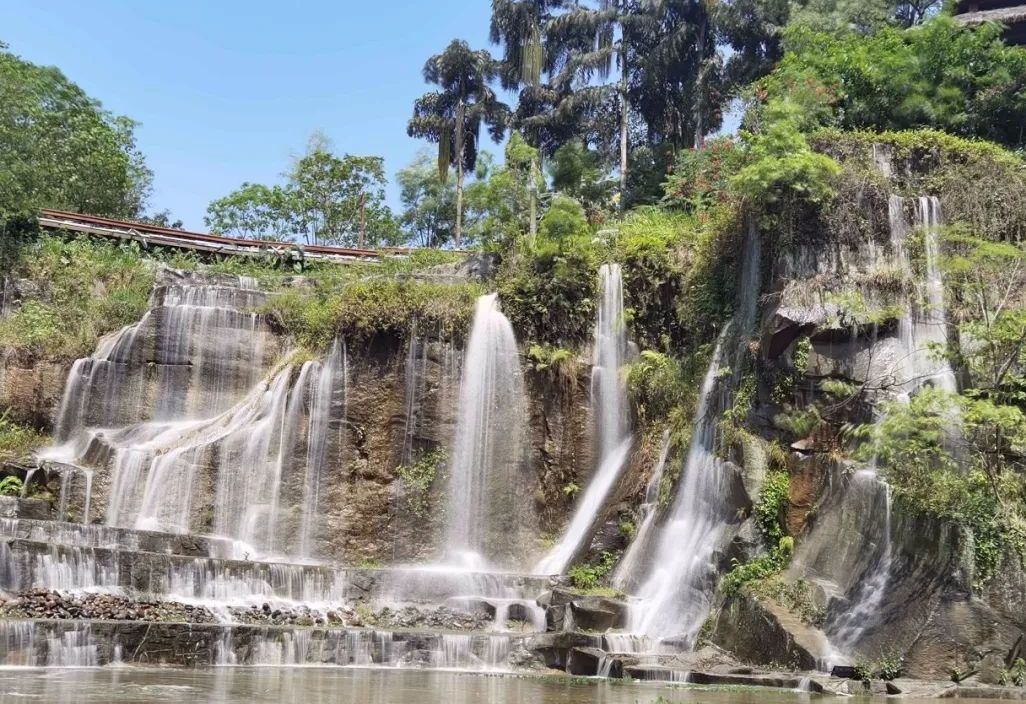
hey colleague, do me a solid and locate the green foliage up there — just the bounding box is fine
[619,520,637,540]
[0,476,23,497]
[526,344,579,391]
[773,18,1026,148]
[549,140,614,214]
[0,235,154,360]
[721,549,788,596]
[733,98,842,228]
[206,134,399,246]
[854,388,1026,587]
[1000,658,1026,688]
[0,414,46,464]
[465,137,543,250]
[755,471,791,544]
[395,449,447,518]
[613,208,694,350]
[397,150,457,248]
[663,137,749,213]
[854,651,905,681]
[265,278,483,351]
[625,351,691,428]
[568,550,620,592]
[0,42,151,221]
[538,195,590,243]
[497,234,597,346]
[773,407,822,438]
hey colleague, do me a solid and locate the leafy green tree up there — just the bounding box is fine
[408,40,510,247]
[288,134,398,247]
[0,42,151,221]
[205,183,298,240]
[464,134,543,249]
[397,151,458,247]
[548,139,614,213]
[205,135,398,246]
[768,18,1026,147]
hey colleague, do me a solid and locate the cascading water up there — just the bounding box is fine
[40,272,347,559]
[887,195,957,397]
[617,221,762,648]
[612,429,671,588]
[445,294,530,569]
[825,470,893,658]
[535,264,631,575]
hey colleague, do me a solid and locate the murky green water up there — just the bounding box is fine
[0,667,829,704]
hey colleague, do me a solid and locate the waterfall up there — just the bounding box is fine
[618,220,762,648]
[613,429,671,588]
[825,470,893,658]
[445,294,530,569]
[297,340,346,559]
[40,272,346,558]
[888,195,957,398]
[535,264,630,575]
[625,332,738,644]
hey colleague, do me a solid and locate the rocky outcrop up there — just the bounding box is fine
[710,591,831,671]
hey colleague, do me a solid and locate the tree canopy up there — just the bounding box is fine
[0,42,152,222]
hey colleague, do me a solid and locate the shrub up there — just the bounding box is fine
[0,414,46,463]
[0,234,154,360]
[568,551,620,591]
[395,448,447,519]
[0,476,23,497]
[498,234,597,346]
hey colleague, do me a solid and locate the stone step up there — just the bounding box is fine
[0,517,239,558]
[0,496,50,521]
[624,665,824,691]
[0,539,555,616]
[0,618,536,671]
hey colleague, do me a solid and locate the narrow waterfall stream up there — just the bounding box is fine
[614,221,762,650]
[612,430,671,588]
[535,264,630,575]
[888,195,958,397]
[445,293,531,569]
[825,470,894,659]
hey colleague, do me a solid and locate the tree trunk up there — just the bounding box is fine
[454,100,465,248]
[619,58,629,210]
[456,160,464,249]
[529,155,538,241]
[693,14,708,150]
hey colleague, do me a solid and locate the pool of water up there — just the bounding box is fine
[0,667,828,704]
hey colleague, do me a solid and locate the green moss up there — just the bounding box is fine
[265,278,484,351]
[395,448,447,519]
[568,550,620,591]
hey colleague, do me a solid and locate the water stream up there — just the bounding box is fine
[445,294,530,569]
[536,264,630,575]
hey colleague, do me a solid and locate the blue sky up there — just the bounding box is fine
[2,1,500,230]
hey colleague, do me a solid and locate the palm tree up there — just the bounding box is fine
[490,0,573,236]
[408,40,510,247]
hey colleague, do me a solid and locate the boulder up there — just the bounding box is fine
[569,596,628,631]
[566,647,622,678]
[710,591,832,671]
[526,632,601,669]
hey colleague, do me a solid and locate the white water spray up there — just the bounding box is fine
[535,264,630,575]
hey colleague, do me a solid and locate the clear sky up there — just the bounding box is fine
[1,1,500,230]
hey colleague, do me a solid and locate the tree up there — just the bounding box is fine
[0,42,151,221]
[490,0,573,235]
[464,133,543,249]
[205,183,297,240]
[288,134,398,247]
[397,151,458,247]
[408,40,509,247]
[768,18,1026,148]
[205,135,399,247]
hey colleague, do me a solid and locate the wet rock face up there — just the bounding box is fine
[7,268,599,567]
